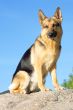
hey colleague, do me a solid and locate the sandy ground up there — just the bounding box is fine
[0,89,73,110]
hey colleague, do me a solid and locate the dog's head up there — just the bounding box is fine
[38,7,63,42]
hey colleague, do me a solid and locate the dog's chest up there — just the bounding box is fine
[44,48,60,70]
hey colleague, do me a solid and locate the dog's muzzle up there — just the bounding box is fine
[48,31,57,38]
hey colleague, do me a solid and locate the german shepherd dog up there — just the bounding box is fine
[9,7,64,94]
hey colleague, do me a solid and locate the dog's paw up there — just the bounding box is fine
[9,89,26,94]
[19,90,26,94]
[40,87,51,92]
[55,86,65,91]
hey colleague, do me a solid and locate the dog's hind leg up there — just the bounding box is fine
[9,71,30,94]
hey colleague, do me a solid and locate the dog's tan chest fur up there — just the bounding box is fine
[35,37,61,71]
[43,46,60,72]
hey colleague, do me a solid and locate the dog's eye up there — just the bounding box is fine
[44,25,48,28]
[52,23,60,27]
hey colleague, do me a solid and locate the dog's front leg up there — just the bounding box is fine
[38,72,50,92]
[50,64,64,91]
[35,65,50,92]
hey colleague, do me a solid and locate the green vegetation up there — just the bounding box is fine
[62,71,73,89]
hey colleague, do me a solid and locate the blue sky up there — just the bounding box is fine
[0,0,73,92]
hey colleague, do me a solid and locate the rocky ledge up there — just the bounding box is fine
[0,89,73,110]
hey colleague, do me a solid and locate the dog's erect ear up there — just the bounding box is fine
[54,7,62,20]
[38,9,47,24]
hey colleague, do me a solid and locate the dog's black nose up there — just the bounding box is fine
[48,31,54,37]
[48,31,57,38]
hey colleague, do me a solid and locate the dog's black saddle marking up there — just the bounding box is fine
[13,46,34,79]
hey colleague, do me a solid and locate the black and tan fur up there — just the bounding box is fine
[9,7,64,94]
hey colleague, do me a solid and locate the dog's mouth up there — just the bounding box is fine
[48,31,57,39]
